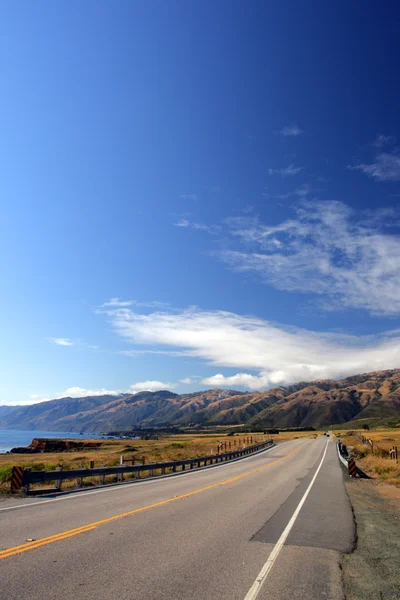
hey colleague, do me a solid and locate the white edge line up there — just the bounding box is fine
[0,441,289,513]
[243,439,330,600]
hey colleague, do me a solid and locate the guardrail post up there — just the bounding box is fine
[118,456,124,482]
[99,465,105,485]
[55,466,63,491]
[22,468,31,495]
[89,460,95,469]
[77,468,85,488]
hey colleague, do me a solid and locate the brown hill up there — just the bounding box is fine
[1,369,399,432]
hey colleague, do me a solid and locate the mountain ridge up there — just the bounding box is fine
[1,369,399,432]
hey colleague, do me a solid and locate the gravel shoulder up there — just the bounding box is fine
[342,478,400,600]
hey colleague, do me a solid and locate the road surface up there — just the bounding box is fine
[0,436,355,600]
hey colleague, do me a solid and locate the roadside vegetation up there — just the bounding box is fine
[0,429,319,494]
[337,428,400,486]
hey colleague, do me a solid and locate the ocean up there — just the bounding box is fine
[0,429,105,453]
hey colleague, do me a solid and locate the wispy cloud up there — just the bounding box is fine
[101,299,169,309]
[220,201,400,315]
[102,298,134,307]
[48,337,74,346]
[268,164,304,177]
[371,134,396,148]
[120,349,190,357]
[180,193,198,201]
[349,152,400,182]
[103,305,400,388]
[265,184,312,200]
[174,218,220,234]
[276,124,304,137]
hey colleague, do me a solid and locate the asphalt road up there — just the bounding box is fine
[0,437,355,600]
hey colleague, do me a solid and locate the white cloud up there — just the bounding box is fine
[201,373,270,389]
[48,337,74,346]
[129,381,175,392]
[30,394,51,402]
[268,164,304,176]
[349,152,400,182]
[26,387,123,405]
[174,218,220,234]
[179,377,194,384]
[103,305,400,389]
[58,386,121,398]
[276,124,304,137]
[220,201,400,315]
[29,378,192,405]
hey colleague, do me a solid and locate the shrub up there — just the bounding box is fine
[0,465,13,483]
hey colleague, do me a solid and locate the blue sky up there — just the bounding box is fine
[2,2,400,405]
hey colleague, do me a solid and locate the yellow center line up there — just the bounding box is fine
[0,447,299,560]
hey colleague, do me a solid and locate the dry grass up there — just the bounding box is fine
[0,429,320,494]
[336,428,400,486]
[0,433,262,494]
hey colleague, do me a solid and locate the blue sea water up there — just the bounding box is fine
[0,429,106,453]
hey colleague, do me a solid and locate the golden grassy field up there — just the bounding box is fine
[336,429,400,486]
[0,430,319,494]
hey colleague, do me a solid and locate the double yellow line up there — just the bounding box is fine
[0,446,299,560]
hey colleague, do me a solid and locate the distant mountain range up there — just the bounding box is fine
[1,369,400,433]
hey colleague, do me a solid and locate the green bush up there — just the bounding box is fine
[0,465,13,483]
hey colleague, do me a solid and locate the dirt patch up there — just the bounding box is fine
[342,478,400,600]
[374,482,400,509]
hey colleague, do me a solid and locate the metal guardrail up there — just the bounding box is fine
[16,439,275,495]
[337,441,357,476]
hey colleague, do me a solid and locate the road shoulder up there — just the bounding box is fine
[342,479,400,600]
